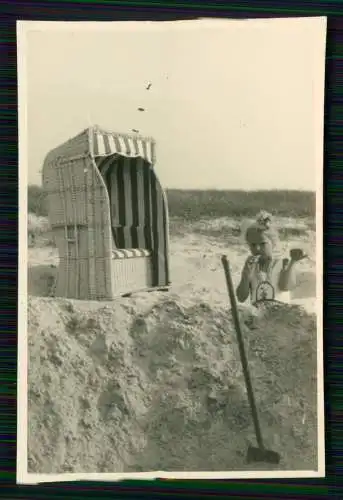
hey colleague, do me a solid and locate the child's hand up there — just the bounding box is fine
[282,258,289,269]
[242,256,257,280]
[290,248,307,262]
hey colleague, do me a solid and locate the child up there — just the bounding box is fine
[236,228,305,305]
[237,211,307,305]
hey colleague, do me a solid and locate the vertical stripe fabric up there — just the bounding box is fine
[92,127,154,164]
[94,127,169,288]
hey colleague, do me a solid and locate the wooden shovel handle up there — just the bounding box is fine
[221,255,264,449]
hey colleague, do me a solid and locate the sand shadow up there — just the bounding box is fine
[28,265,57,297]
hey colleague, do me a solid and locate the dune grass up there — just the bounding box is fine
[28,184,315,246]
[167,189,315,219]
[29,184,315,220]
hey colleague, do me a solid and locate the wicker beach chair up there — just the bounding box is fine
[42,125,170,300]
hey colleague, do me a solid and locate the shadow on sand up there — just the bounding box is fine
[28,265,57,297]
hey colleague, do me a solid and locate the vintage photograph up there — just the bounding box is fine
[18,17,326,482]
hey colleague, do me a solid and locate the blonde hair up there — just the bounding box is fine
[245,221,280,251]
[256,210,273,228]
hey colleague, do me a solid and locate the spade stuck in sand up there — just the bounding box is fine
[221,255,281,465]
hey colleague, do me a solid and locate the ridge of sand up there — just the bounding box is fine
[28,294,317,473]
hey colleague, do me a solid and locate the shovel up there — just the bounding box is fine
[221,255,281,465]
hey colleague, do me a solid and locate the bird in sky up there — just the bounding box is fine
[146,82,152,90]
[138,107,145,112]
[132,129,139,133]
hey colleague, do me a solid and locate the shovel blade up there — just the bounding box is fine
[246,445,281,465]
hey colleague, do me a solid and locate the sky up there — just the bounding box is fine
[21,18,326,190]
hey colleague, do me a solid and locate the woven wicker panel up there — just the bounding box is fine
[111,256,153,296]
[53,227,68,298]
[43,153,113,300]
[43,129,89,167]
[83,155,113,300]
[43,158,88,227]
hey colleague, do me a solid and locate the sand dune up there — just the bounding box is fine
[27,216,318,473]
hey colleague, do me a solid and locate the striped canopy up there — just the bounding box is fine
[43,125,155,166]
[91,126,155,165]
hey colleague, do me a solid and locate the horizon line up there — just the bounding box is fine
[28,183,315,193]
